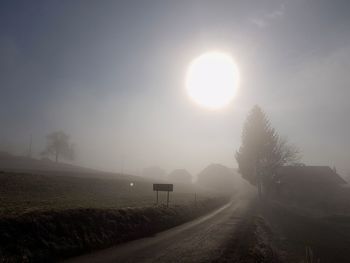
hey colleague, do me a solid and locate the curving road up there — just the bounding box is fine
[64,198,251,263]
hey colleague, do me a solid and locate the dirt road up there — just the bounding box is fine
[64,198,251,263]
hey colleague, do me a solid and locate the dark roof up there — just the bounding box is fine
[275,166,347,185]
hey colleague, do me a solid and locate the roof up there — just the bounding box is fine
[275,166,347,185]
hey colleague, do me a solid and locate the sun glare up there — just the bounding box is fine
[186,51,239,109]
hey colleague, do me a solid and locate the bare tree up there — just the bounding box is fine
[41,131,74,162]
[235,105,300,199]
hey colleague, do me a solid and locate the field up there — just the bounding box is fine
[0,171,214,216]
[0,153,220,215]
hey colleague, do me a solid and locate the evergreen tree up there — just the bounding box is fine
[235,106,299,198]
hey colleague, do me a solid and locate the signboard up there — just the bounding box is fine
[153,184,173,207]
[153,184,173,192]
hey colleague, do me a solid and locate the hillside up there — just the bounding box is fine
[0,155,227,261]
[0,152,103,175]
[0,153,147,182]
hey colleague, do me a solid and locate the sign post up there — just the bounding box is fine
[167,191,170,207]
[153,184,174,207]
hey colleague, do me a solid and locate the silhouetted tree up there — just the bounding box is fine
[235,106,299,199]
[41,131,74,162]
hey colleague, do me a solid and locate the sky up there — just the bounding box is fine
[1,0,350,176]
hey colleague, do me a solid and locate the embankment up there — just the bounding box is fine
[0,197,228,262]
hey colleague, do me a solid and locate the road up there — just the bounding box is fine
[64,198,251,263]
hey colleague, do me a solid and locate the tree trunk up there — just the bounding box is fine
[255,161,262,200]
[257,179,262,200]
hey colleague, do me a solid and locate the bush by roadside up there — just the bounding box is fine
[0,197,228,262]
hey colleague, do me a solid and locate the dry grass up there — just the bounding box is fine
[0,172,213,215]
[0,197,228,262]
[214,202,282,263]
[0,171,228,262]
[263,201,350,263]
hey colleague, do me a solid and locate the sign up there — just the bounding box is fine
[153,184,174,207]
[153,184,173,192]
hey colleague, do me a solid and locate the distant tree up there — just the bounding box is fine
[168,169,192,184]
[235,106,300,199]
[41,131,74,162]
[142,166,166,181]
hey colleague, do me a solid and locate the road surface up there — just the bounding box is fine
[64,199,251,263]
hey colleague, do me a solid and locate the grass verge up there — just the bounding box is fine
[214,201,282,263]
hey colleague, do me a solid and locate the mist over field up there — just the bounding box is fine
[1,0,350,177]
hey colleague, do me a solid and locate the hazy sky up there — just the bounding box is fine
[1,0,350,176]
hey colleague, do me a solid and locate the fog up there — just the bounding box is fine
[1,0,350,176]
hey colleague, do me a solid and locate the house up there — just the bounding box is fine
[197,163,241,192]
[168,169,192,184]
[274,166,347,205]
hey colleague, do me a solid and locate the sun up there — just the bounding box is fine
[186,51,239,109]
